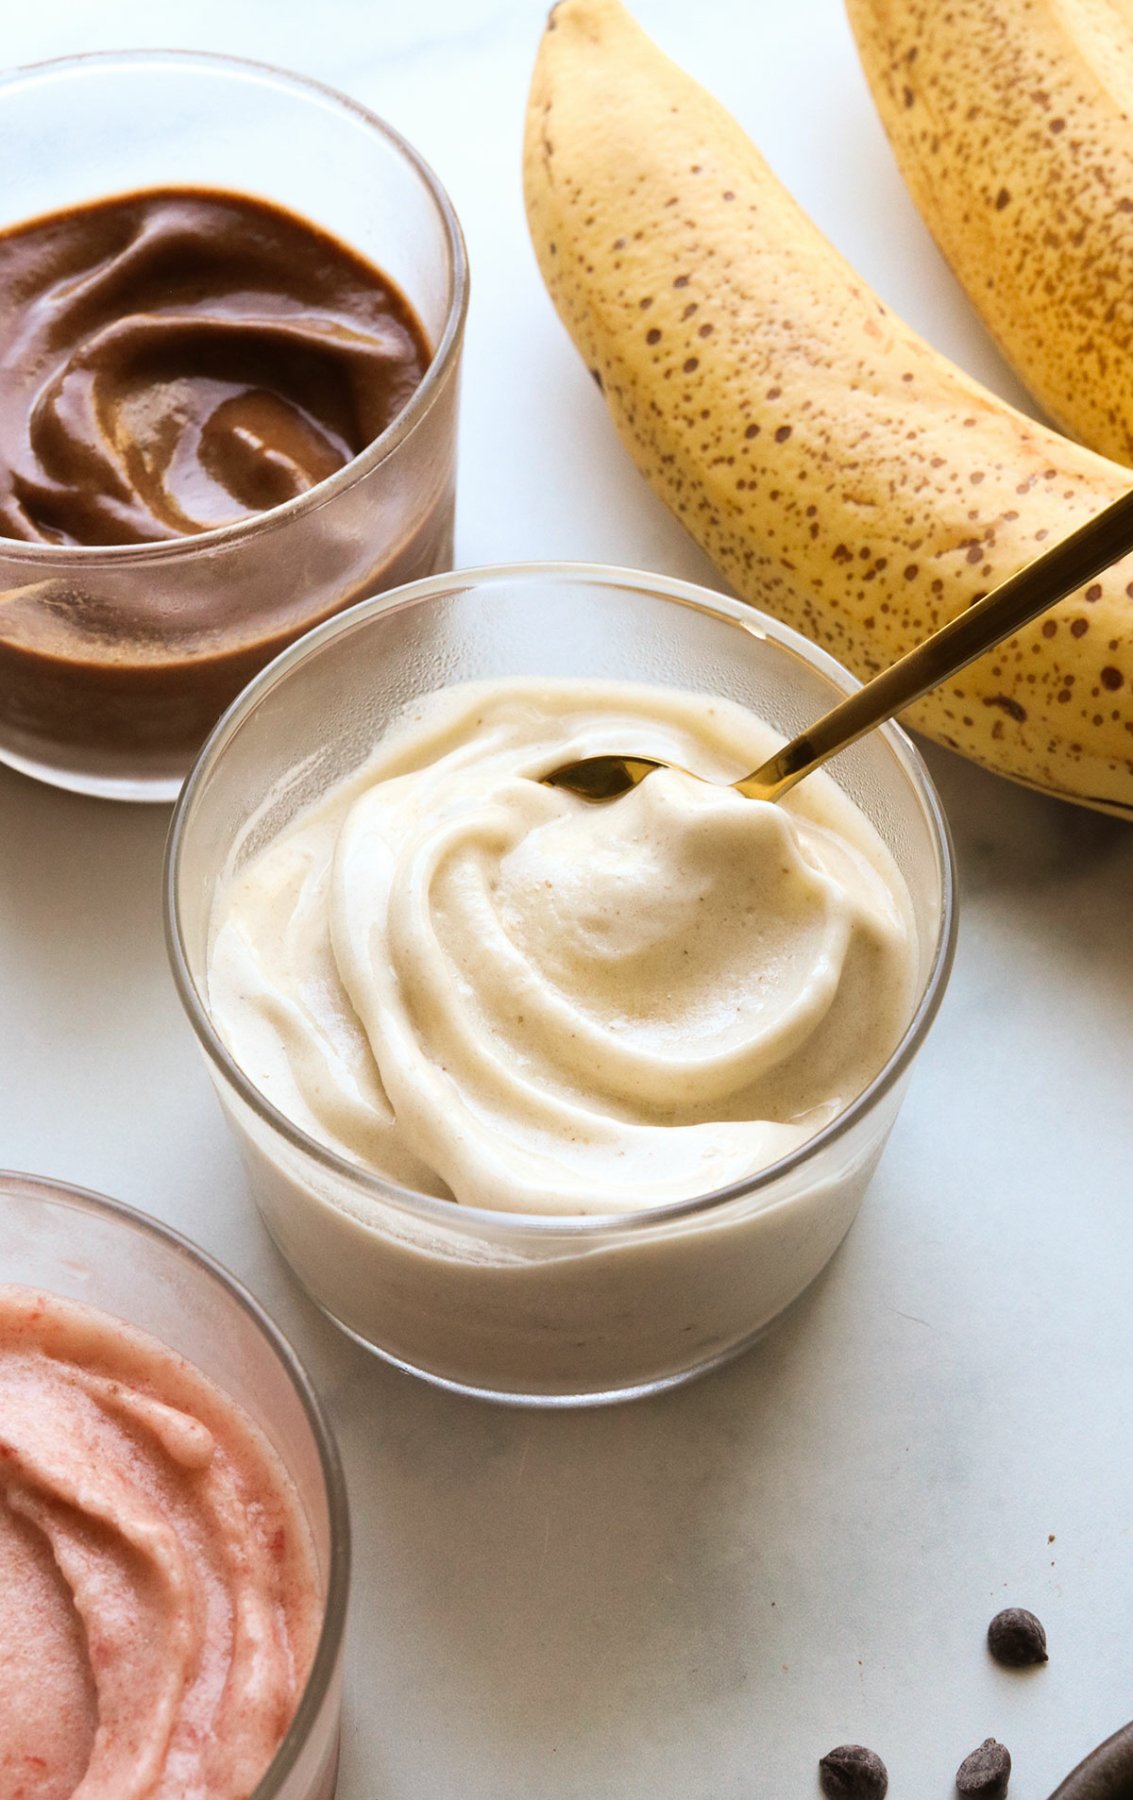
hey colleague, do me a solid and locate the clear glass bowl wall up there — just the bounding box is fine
[168,565,956,1406]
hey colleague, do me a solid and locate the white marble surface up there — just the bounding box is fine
[3,1,1133,1795]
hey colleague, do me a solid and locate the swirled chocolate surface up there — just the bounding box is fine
[0,187,431,545]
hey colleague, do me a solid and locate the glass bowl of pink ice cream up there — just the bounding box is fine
[0,1169,349,1800]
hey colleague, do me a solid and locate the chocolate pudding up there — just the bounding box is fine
[0,188,431,545]
[0,188,455,787]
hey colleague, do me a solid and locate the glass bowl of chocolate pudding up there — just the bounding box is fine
[167,563,957,1407]
[0,1169,350,1799]
[0,50,467,800]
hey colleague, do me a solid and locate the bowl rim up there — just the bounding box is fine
[0,45,469,566]
[0,1166,351,1797]
[165,559,958,1238]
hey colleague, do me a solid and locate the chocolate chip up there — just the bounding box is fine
[987,1607,1047,1668]
[956,1737,1011,1797]
[818,1743,889,1798]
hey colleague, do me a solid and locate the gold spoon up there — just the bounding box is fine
[543,488,1133,805]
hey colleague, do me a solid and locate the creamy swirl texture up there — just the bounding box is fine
[0,189,430,545]
[210,681,917,1215]
[0,1286,318,1800]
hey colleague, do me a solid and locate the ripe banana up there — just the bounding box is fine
[523,0,1133,815]
[847,0,1133,466]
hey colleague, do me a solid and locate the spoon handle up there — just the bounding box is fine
[743,486,1133,800]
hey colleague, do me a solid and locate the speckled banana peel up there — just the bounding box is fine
[847,0,1133,468]
[523,0,1133,815]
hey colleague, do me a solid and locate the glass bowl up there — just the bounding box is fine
[0,49,467,801]
[166,563,957,1407]
[0,1169,350,1800]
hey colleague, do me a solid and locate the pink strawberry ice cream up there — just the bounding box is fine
[0,1285,320,1800]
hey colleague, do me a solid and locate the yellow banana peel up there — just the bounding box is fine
[848,0,1133,466]
[523,0,1133,815]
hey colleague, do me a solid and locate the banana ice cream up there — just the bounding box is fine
[209,680,916,1215]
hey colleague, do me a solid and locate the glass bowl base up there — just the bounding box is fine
[0,741,182,803]
[313,1291,808,1410]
